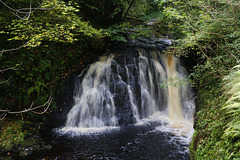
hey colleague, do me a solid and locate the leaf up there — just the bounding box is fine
[27,87,34,95]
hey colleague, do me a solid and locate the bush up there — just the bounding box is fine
[0,120,27,151]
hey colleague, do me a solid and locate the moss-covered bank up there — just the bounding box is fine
[190,66,240,159]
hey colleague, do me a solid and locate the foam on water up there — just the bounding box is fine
[58,126,120,136]
[134,111,194,144]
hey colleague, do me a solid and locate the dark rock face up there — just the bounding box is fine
[109,48,141,125]
[104,43,169,126]
[127,36,173,50]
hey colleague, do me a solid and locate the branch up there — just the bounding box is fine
[0,41,29,55]
[0,63,20,73]
[17,0,62,11]
[0,113,7,120]
[0,1,63,53]
[122,0,136,21]
[0,94,53,118]
[0,76,11,85]
[0,0,62,20]
[0,0,29,14]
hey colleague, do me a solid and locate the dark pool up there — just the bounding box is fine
[26,121,190,160]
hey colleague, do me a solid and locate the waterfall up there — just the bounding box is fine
[65,56,117,128]
[165,54,184,121]
[64,46,195,130]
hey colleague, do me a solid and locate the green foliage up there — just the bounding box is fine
[160,76,190,88]
[104,22,131,42]
[0,41,86,114]
[154,0,239,65]
[104,21,155,42]
[121,0,149,18]
[220,65,240,158]
[0,0,105,116]
[1,0,104,48]
[0,120,26,151]
[190,65,240,159]
[189,84,226,159]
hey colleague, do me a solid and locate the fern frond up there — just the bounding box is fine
[223,102,240,110]
[226,111,240,118]
[221,65,240,151]
[225,95,240,103]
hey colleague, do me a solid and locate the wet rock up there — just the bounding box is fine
[154,38,172,46]
[42,144,52,150]
[146,19,158,26]
[126,36,174,49]
[156,43,166,50]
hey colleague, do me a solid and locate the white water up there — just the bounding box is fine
[61,49,195,144]
[65,55,117,128]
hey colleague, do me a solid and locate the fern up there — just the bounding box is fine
[221,65,240,153]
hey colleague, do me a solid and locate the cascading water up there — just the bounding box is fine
[52,42,196,159]
[62,46,195,131]
[65,56,117,128]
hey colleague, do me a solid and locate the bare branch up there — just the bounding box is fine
[0,112,7,120]
[0,76,11,85]
[0,41,29,55]
[0,0,28,14]
[0,94,53,116]
[0,0,62,20]
[0,0,63,53]
[0,64,20,73]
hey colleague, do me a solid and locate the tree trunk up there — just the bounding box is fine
[122,0,135,21]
